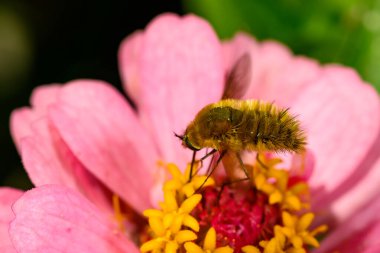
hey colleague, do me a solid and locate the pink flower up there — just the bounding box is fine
[0,188,22,253]
[1,13,380,252]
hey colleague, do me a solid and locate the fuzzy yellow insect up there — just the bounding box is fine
[181,99,306,154]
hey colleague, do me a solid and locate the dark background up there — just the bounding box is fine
[0,1,183,189]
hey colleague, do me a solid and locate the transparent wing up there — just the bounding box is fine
[222,52,252,99]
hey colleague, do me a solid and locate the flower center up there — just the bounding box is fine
[193,185,280,251]
[139,154,328,253]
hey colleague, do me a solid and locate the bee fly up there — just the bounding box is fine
[176,53,306,182]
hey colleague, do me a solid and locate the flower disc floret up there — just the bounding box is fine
[142,156,327,253]
[141,190,201,253]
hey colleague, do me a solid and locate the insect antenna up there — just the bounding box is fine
[174,132,184,140]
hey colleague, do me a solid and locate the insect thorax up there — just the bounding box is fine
[193,106,243,150]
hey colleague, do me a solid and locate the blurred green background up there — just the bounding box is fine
[184,0,380,91]
[1,0,379,189]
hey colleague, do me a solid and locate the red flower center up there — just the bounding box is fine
[192,184,281,252]
[139,159,328,253]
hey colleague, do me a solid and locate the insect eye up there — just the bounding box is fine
[183,135,201,151]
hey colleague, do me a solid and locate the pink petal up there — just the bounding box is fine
[290,66,380,209]
[10,185,139,253]
[49,79,158,212]
[0,245,17,253]
[30,84,62,109]
[10,85,61,152]
[289,149,315,181]
[222,32,258,74]
[242,40,320,106]
[20,117,112,213]
[253,55,321,106]
[246,41,291,102]
[322,154,380,225]
[0,187,23,252]
[363,247,380,253]
[317,193,380,253]
[118,31,143,103]
[138,13,224,166]
[10,108,35,153]
[10,84,111,213]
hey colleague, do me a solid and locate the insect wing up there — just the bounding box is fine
[222,53,252,100]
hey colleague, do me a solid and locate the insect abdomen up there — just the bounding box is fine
[238,101,306,152]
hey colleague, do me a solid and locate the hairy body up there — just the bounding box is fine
[182,99,306,153]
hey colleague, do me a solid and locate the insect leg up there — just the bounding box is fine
[204,152,216,176]
[192,148,218,176]
[199,149,217,165]
[217,177,250,200]
[196,150,227,193]
[235,152,250,179]
[256,153,269,170]
[188,150,197,182]
[192,149,218,181]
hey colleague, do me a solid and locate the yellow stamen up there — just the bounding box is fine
[271,211,327,250]
[162,190,179,211]
[180,194,202,213]
[166,241,179,253]
[112,194,126,231]
[143,159,327,253]
[184,227,234,253]
[297,213,314,231]
[143,209,163,218]
[149,217,165,236]
[175,230,197,243]
[140,171,202,253]
[162,162,215,201]
[184,242,204,253]
[259,226,287,252]
[203,227,216,250]
[213,246,234,253]
[183,215,200,232]
[141,238,164,252]
[252,155,309,212]
[241,245,260,253]
[311,224,328,236]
